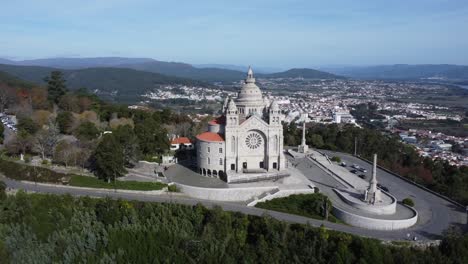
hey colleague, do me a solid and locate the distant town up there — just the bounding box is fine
[139,78,468,167]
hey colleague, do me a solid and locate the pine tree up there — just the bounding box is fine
[45,71,67,104]
[92,134,126,182]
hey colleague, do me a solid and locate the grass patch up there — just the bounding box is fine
[69,175,167,191]
[0,158,70,183]
[255,193,340,223]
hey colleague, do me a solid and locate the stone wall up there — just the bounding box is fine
[332,205,418,230]
[175,182,278,202]
[333,188,397,215]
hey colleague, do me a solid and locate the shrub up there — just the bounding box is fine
[167,184,178,192]
[41,159,49,165]
[331,156,341,163]
[402,198,415,207]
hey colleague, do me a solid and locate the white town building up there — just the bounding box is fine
[196,67,287,183]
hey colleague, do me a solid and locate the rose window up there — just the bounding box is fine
[245,132,262,149]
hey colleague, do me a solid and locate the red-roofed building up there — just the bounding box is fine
[196,132,224,142]
[170,137,193,151]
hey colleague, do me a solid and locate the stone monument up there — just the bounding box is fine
[364,154,382,204]
[297,114,309,153]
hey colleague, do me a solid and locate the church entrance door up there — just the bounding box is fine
[259,161,264,169]
[243,162,247,169]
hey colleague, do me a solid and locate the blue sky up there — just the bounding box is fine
[1,0,468,68]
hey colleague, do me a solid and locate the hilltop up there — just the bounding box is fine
[0,64,212,103]
[0,57,345,83]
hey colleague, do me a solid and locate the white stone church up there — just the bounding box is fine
[196,67,288,183]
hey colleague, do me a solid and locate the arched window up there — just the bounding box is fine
[219,158,223,165]
[231,136,235,152]
[208,157,210,164]
[274,135,278,152]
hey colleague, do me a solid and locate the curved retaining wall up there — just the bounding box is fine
[332,205,418,230]
[333,189,397,215]
[175,182,277,202]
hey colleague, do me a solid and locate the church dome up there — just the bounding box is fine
[236,67,263,103]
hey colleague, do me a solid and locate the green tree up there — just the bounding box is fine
[0,180,6,200]
[134,118,169,155]
[92,134,126,181]
[56,111,73,134]
[75,121,99,141]
[309,134,324,148]
[17,117,38,135]
[45,71,67,104]
[113,124,140,167]
[0,123,4,144]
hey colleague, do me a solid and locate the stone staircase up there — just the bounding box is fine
[246,188,281,206]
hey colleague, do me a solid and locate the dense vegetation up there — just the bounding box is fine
[284,123,468,204]
[255,193,338,222]
[0,70,195,184]
[1,191,468,263]
[397,119,468,137]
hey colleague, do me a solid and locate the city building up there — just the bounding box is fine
[333,110,356,124]
[196,67,287,183]
[170,137,193,151]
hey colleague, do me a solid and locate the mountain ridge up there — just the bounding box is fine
[0,57,344,82]
[0,64,212,103]
[323,64,468,80]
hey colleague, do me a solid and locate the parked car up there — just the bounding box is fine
[340,162,347,167]
[352,164,360,169]
[377,183,389,192]
[350,169,358,174]
[358,174,366,179]
[359,168,367,173]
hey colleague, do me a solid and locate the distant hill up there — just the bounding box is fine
[193,64,284,74]
[0,70,36,89]
[260,68,345,79]
[0,64,212,103]
[325,64,468,80]
[4,57,155,69]
[1,57,343,83]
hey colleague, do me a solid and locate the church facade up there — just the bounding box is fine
[196,67,286,183]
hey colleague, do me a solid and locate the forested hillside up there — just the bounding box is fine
[0,64,212,103]
[0,192,467,263]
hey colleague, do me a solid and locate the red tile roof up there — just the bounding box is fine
[196,132,225,142]
[170,137,191,144]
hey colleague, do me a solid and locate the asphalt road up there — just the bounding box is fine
[0,174,447,242]
[319,150,467,239]
[2,148,466,241]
